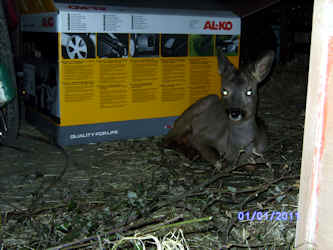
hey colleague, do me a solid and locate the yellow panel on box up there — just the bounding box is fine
[59,59,99,125]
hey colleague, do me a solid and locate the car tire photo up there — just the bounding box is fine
[62,34,95,59]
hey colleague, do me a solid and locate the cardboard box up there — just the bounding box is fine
[20,1,241,145]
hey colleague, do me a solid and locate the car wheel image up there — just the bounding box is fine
[63,34,95,59]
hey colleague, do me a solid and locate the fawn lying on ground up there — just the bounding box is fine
[164,50,275,168]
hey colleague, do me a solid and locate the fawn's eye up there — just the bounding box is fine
[222,89,229,96]
[245,89,253,96]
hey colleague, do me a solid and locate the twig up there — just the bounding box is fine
[29,144,69,210]
[221,241,288,249]
[46,215,167,250]
[140,214,184,234]
[240,175,299,210]
[12,133,71,211]
[140,216,212,235]
[262,186,297,206]
[151,164,239,212]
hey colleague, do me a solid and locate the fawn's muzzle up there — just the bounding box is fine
[227,108,245,121]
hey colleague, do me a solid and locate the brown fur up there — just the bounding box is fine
[164,50,275,166]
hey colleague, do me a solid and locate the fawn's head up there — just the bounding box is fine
[217,50,275,122]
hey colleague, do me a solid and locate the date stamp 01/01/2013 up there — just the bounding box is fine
[237,211,299,222]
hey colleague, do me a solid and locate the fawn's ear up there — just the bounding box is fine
[249,50,275,83]
[217,48,237,79]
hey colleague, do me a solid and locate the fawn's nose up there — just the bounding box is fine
[227,108,245,121]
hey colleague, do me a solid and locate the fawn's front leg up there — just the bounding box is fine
[191,136,221,169]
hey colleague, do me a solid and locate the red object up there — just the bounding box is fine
[5,0,19,29]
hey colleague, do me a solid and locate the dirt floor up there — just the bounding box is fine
[0,54,308,249]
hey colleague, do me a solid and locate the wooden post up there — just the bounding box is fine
[296,0,333,248]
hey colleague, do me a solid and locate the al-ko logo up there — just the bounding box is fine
[203,20,233,31]
[68,5,107,11]
[42,17,54,27]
